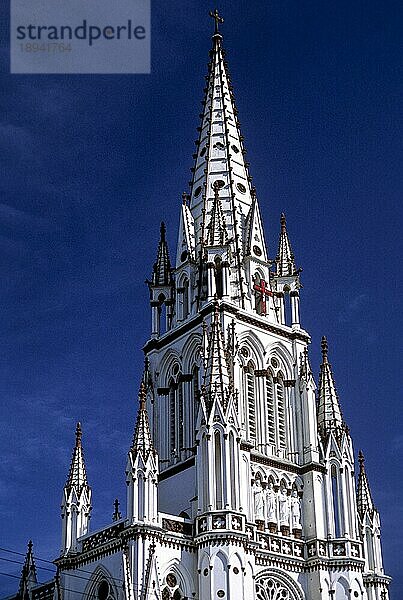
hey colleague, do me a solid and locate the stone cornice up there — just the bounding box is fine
[158,455,195,482]
[249,451,326,475]
[143,300,310,354]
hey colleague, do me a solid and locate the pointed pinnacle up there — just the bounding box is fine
[357,449,375,517]
[276,212,297,276]
[138,381,147,410]
[160,221,166,241]
[321,336,329,363]
[280,212,287,230]
[75,422,82,447]
[66,421,89,492]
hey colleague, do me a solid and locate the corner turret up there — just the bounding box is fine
[61,423,92,554]
[126,382,158,524]
[147,222,174,337]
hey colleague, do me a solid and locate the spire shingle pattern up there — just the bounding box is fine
[203,304,232,410]
[317,337,345,440]
[357,450,375,518]
[131,382,154,462]
[66,422,89,493]
[152,222,173,286]
[276,213,296,276]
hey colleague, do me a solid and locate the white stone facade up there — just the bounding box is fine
[10,14,391,600]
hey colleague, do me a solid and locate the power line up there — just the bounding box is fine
[0,546,123,586]
[0,552,197,599]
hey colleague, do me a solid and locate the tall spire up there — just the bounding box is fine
[18,540,37,598]
[357,450,375,518]
[317,337,345,440]
[151,222,173,287]
[276,213,296,276]
[188,12,268,306]
[66,422,89,493]
[131,382,154,462]
[202,303,232,410]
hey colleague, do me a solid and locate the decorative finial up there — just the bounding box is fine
[75,422,82,447]
[280,212,287,230]
[27,540,33,552]
[112,498,121,521]
[160,221,166,240]
[138,381,147,410]
[321,336,328,363]
[209,8,224,35]
[182,191,188,205]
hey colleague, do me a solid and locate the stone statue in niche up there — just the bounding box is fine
[279,488,290,525]
[266,483,277,524]
[253,478,265,521]
[291,491,302,529]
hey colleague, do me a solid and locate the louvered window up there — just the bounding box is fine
[178,382,184,452]
[266,375,276,445]
[276,377,286,448]
[246,362,256,441]
[169,380,176,455]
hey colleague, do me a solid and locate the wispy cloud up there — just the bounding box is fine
[0,202,52,230]
[338,293,368,323]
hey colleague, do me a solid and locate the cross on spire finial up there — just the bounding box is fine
[321,336,329,363]
[209,8,224,35]
[75,422,82,447]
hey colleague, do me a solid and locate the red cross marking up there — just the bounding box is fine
[253,278,273,315]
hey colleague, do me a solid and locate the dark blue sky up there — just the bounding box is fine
[1,0,402,596]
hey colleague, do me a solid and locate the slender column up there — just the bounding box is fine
[207,262,216,298]
[151,301,159,338]
[222,262,230,297]
[290,291,300,326]
[176,287,184,321]
[277,292,285,324]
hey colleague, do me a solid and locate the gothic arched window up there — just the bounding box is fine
[169,378,176,457]
[192,365,200,433]
[158,293,168,334]
[255,572,303,600]
[183,278,189,319]
[276,375,286,449]
[214,256,223,298]
[214,431,223,509]
[95,579,115,600]
[266,374,276,445]
[168,372,185,460]
[162,571,184,599]
[229,431,236,509]
[265,368,288,453]
[331,464,341,538]
[178,381,184,453]
[245,361,256,443]
[256,577,296,600]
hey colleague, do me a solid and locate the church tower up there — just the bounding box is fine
[61,423,92,555]
[45,11,391,600]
